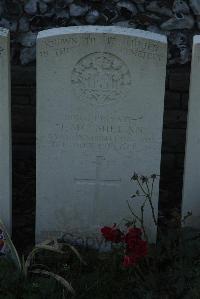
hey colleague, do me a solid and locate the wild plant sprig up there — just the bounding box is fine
[128,173,159,238]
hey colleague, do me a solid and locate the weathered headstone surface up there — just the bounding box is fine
[182,36,200,228]
[0,28,11,233]
[36,26,167,245]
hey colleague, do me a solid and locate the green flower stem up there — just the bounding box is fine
[126,200,142,224]
[147,195,157,226]
[150,177,155,198]
[145,181,150,195]
[141,200,148,242]
[136,178,148,196]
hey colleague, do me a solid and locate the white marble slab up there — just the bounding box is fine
[182,35,200,228]
[36,26,167,245]
[0,28,11,233]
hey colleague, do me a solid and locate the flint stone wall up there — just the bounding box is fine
[1,0,200,65]
[8,0,195,247]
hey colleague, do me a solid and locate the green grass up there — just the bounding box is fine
[0,245,156,299]
[0,257,64,299]
[1,227,200,299]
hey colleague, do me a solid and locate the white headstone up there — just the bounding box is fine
[182,36,200,228]
[0,28,11,233]
[36,26,167,244]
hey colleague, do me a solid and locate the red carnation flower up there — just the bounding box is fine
[101,224,123,243]
[123,227,148,267]
[125,227,142,241]
[124,227,144,249]
[126,238,148,256]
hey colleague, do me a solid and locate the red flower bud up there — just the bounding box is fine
[101,225,123,243]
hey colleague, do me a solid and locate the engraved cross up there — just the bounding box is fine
[74,156,121,189]
[74,156,121,221]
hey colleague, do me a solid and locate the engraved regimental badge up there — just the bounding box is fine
[71,52,131,105]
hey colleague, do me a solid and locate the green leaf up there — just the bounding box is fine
[0,218,21,272]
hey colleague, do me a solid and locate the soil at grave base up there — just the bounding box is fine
[12,155,35,255]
